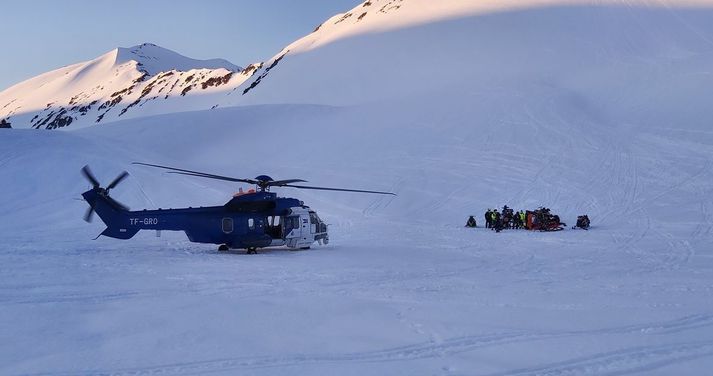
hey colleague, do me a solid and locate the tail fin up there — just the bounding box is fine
[82,189,138,239]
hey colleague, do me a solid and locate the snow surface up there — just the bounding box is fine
[115,43,241,75]
[2,0,713,375]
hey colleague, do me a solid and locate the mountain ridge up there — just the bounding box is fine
[0,43,253,130]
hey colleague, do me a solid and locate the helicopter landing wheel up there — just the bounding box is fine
[247,247,257,255]
[218,244,229,252]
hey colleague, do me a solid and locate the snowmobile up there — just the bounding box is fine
[525,208,565,231]
[573,215,590,230]
[501,206,515,229]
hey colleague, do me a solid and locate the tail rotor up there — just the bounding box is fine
[81,165,130,222]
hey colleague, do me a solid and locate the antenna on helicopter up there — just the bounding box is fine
[132,162,396,195]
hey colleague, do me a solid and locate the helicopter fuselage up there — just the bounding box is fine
[83,189,328,250]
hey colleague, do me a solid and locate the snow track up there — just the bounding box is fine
[496,342,713,376]
[25,315,713,375]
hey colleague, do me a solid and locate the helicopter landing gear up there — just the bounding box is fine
[246,247,258,255]
[218,244,229,252]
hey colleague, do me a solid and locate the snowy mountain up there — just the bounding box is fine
[0,43,258,129]
[228,0,713,120]
[2,0,713,375]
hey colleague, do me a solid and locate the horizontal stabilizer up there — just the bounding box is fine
[101,227,140,240]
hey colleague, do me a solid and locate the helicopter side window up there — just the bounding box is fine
[270,216,281,226]
[248,218,254,230]
[222,218,233,234]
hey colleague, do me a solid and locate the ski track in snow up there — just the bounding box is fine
[24,314,713,375]
[489,342,713,376]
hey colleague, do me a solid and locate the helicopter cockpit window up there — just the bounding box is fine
[284,216,299,234]
[309,212,326,233]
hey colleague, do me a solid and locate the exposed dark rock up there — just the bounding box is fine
[119,100,140,116]
[184,74,195,83]
[165,77,181,98]
[121,76,166,116]
[241,63,263,77]
[36,110,56,129]
[1,99,17,110]
[45,109,73,129]
[141,83,155,97]
[181,86,193,96]
[266,53,287,73]
[132,72,149,83]
[77,100,98,115]
[201,72,234,89]
[110,87,131,98]
[243,52,287,95]
[363,1,372,6]
[98,95,123,113]
[0,119,11,128]
[380,0,403,13]
[335,12,353,24]
[358,12,367,21]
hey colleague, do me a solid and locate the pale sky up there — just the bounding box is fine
[0,0,360,90]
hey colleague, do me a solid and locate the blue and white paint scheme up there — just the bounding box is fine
[81,164,392,253]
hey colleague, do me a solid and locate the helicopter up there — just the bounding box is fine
[81,162,395,253]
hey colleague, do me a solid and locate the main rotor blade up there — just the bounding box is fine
[106,171,129,191]
[166,171,257,184]
[133,162,256,184]
[270,179,308,186]
[283,184,396,195]
[84,207,95,222]
[81,165,100,188]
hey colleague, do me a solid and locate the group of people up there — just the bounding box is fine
[484,206,526,232]
[465,205,587,232]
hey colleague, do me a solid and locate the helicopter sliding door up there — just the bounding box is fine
[265,216,282,239]
[283,216,301,239]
